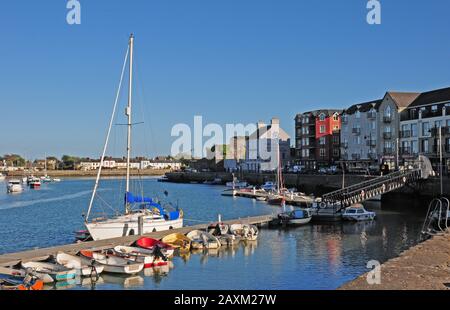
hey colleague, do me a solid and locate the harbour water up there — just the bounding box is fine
[0,177,427,290]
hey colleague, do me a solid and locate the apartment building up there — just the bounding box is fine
[340,99,382,171]
[295,110,342,169]
[399,87,450,173]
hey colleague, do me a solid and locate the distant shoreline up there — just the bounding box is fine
[4,169,170,178]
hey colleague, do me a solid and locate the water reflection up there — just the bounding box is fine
[102,274,145,288]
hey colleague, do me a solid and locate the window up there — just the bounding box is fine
[320,149,325,157]
[447,119,450,127]
[320,125,326,133]
[333,149,339,156]
[421,140,429,153]
[384,106,392,117]
[319,113,326,121]
[333,114,339,121]
[371,122,376,130]
[411,141,418,154]
[319,137,326,145]
[357,136,361,145]
[422,122,430,136]
[411,123,418,137]
[432,105,438,113]
[333,135,339,144]
[435,120,442,128]
[384,126,391,133]
[333,125,339,131]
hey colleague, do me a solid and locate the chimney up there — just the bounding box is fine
[271,117,280,133]
[257,120,266,129]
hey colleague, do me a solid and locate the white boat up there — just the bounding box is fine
[229,224,259,241]
[55,252,104,277]
[83,34,183,241]
[274,209,312,226]
[21,261,77,283]
[226,174,248,189]
[342,204,376,221]
[7,180,23,193]
[113,245,168,268]
[22,177,27,184]
[221,188,237,196]
[29,178,41,189]
[52,178,61,182]
[186,230,221,249]
[79,250,144,275]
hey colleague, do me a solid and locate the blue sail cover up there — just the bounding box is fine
[123,192,183,220]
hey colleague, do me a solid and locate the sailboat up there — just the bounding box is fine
[84,34,183,241]
[267,140,286,206]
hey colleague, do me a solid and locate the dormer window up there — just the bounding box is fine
[319,113,326,121]
[333,113,339,121]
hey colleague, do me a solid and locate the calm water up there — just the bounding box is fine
[0,177,427,290]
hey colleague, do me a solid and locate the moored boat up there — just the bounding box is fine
[342,204,376,221]
[113,245,168,268]
[271,209,312,226]
[21,261,77,283]
[79,250,144,275]
[229,224,259,241]
[135,237,174,258]
[160,233,191,252]
[6,180,23,193]
[186,230,221,249]
[29,178,41,189]
[55,252,104,277]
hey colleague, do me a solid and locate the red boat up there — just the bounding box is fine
[135,237,174,258]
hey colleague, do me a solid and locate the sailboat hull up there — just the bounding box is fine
[86,217,183,241]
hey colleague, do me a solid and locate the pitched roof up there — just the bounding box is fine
[343,99,383,115]
[295,109,343,119]
[386,92,420,108]
[408,87,450,108]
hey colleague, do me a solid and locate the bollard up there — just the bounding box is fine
[138,215,144,235]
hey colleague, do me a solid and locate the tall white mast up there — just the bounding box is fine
[85,40,130,222]
[125,34,134,214]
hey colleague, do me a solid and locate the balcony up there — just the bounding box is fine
[341,142,348,149]
[368,152,377,160]
[400,130,411,138]
[366,139,376,147]
[383,116,392,123]
[352,127,361,135]
[430,126,450,136]
[400,147,411,155]
[384,147,394,155]
[383,132,392,139]
[367,112,377,120]
[351,153,361,160]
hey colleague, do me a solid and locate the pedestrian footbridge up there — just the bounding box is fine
[321,155,434,209]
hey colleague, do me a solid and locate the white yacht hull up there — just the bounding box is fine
[289,216,312,225]
[86,217,183,241]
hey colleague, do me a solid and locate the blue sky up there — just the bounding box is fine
[0,0,449,159]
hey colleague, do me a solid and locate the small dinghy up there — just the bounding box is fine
[161,233,191,252]
[230,224,259,241]
[207,222,229,235]
[135,237,174,258]
[21,261,77,283]
[79,250,144,275]
[56,252,104,277]
[186,230,221,249]
[113,245,168,268]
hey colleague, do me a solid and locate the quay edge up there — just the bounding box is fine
[339,232,450,290]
